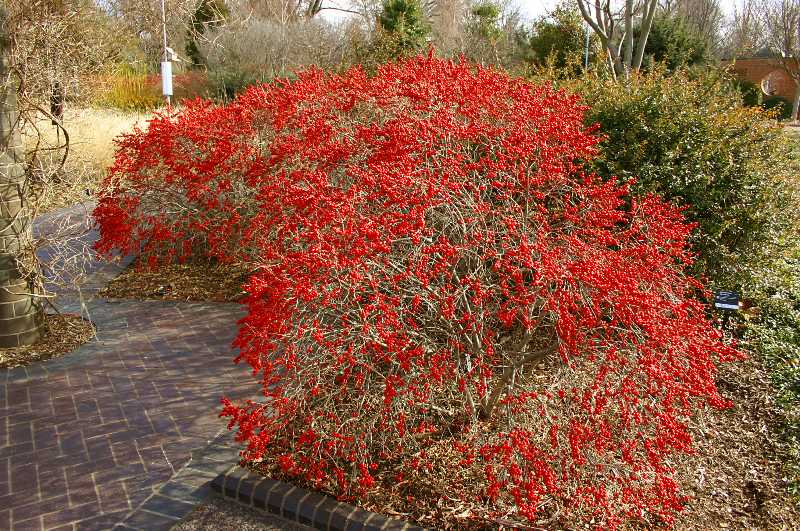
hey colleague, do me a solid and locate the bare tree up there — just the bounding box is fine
[723,0,765,58]
[427,0,469,54]
[106,0,201,67]
[201,1,360,78]
[232,0,327,20]
[660,0,724,54]
[576,0,659,80]
[0,1,117,346]
[762,0,800,120]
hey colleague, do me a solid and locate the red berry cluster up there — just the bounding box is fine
[95,54,740,528]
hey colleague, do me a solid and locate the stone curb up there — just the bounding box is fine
[210,467,429,531]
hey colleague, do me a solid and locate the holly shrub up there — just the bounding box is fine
[572,68,799,289]
[95,56,740,528]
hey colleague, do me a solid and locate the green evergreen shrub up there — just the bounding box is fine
[373,0,429,60]
[570,68,799,289]
[527,3,591,73]
[734,78,763,107]
[208,69,261,101]
[743,242,800,495]
[642,15,709,69]
[764,95,793,120]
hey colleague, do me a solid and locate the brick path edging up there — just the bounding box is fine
[210,467,428,531]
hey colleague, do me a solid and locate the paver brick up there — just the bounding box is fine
[141,494,197,519]
[119,509,177,531]
[64,469,98,507]
[0,296,254,530]
[32,425,57,451]
[96,479,131,514]
[1,206,259,531]
[10,462,37,494]
[57,431,87,457]
[73,510,129,530]
[11,516,44,531]
[37,468,67,500]
[11,494,69,523]
[9,422,32,447]
[0,442,33,460]
[41,501,101,529]
[83,436,114,463]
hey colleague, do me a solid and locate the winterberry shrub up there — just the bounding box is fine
[206,56,741,528]
[93,97,268,266]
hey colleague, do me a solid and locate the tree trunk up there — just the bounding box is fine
[793,84,800,123]
[623,0,634,71]
[0,10,43,347]
[632,0,658,71]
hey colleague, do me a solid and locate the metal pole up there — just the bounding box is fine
[584,21,591,70]
[160,0,171,107]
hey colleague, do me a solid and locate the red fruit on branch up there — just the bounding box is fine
[96,55,741,529]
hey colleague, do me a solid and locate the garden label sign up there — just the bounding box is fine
[714,291,740,311]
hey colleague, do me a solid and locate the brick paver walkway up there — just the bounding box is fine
[0,205,258,530]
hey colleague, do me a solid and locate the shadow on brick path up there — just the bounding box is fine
[0,205,260,530]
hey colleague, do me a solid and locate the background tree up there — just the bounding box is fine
[576,0,659,80]
[762,0,800,121]
[528,2,592,72]
[106,0,198,67]
[0,7,43,347]
[462,2,504,63]
[185,0,229,67]
[373,0,431,59]
[196,0,358,96]
[426,0,468,54]
[0,1,116,346]
[643,12,710,68]
[231,0,324,20]
[659,0,724,55]
[723,0,764,58]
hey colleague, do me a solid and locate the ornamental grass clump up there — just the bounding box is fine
[95,55,740,529]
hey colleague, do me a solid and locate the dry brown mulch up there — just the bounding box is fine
[0,313,95,369]
[99,259,251,302]
[674,351,800,530]
[248,351,800,530]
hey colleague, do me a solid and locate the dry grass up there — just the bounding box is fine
[23,107,149,212]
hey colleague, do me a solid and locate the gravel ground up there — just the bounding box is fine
[174,495,313,531]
